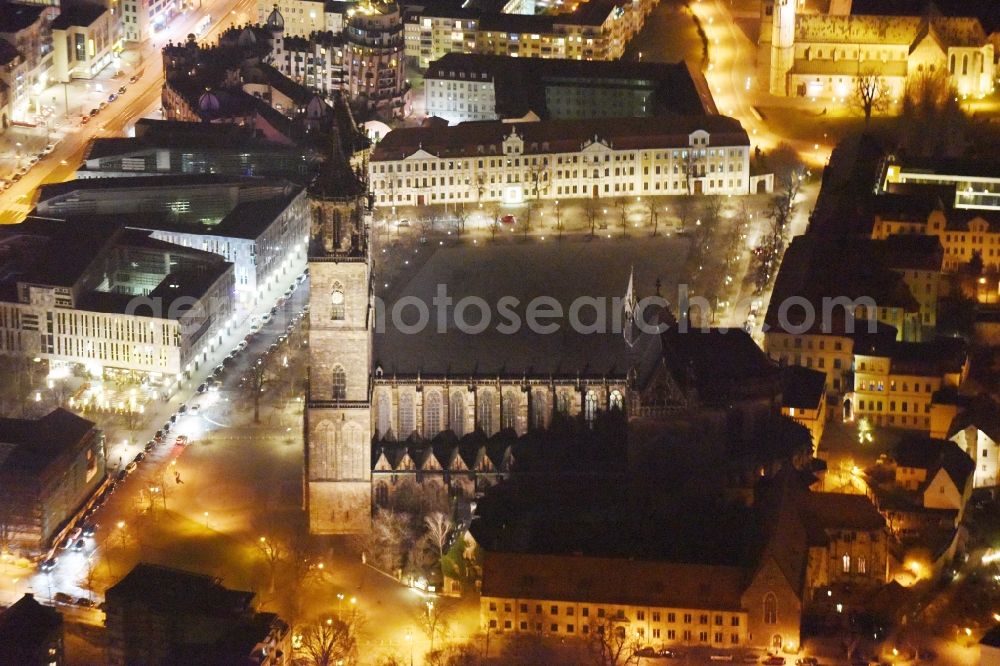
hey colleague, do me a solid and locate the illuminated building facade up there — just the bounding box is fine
[761,0,995,99]
[51,3,119,82]
[370,115,761,208]
[0,2,57,124]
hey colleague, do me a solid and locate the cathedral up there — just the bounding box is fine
[760,0,995,99]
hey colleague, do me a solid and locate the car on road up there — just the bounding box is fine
[397,219,410,227]
[213,364,225,376]
[145,440,156,452]
[175,435,189,446]
[72,539,85,551]
[763,658,786,666]
[659,649,683,659]
[28,155,39,165]
[795,658,819,666]
[82,523,97,537]
[162,421,172,432]
[10,172,21,183]
[54,592,73,604]
[190,403,201,414]
[197,382,208,393]
[116,469,128,482]
[635,647,658,658]
[81,114,91,124]
[178,404,187,414]
[118,85,127,94]
[154,429,165,441]
[133,452,145,463]
[107,93,118,103]
[68,527,82,541]
[40,558,57,572]
[89,107,99,116]
[129,73,139,83]
[98,101,107,109]
[75,597,96,608]
[501,214,516,225]
[125,461,137,474]
[41,143,55,155]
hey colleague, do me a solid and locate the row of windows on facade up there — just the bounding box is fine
[855,378,935,393]
[373,149,743,173]
[488,618,740,643]
[488,603,742,627]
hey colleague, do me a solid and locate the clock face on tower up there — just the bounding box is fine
[332,290,345,305]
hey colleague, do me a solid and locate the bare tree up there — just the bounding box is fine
[587,612,640,666]
[852,68,890,127]
[423,511,452,563]
[453,204,468,237]
[351,509,412,574]
[487,205,502,242]
[673,195,696,231]
[240,352,283,424]
[901,68,967,158]
[425,643,479,666]
[298,613,362,666]
[584,199,600,238]
[474,172,487,206]
[644,199,660,237]
[416,599,451,652]
[527,160,549,199]
[614,197,628,238]
[257,534,285,593]
[553,200,565,240]
[519,202,535,240]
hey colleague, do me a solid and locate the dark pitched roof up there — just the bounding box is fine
[893,436,975,489]
[802,492,886,532]
[983,625,1000,649]
[947,395,1000,443]
[781,365,826,410]
[51,3,106,29]
[0,2,48,33]
[853,336,968,376]
[371,115,749,161]
[876,234,943,272]
[106,563,254,616]
[0,594,62,654]
[481,550,747,611]
[0,409,96,474]
[660,327,780,400]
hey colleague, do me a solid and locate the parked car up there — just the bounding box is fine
[763,658,786,666]
[125,461,137,474]
[107,93,118,103]
[634,647,658,658]
[154,429,165,441]
[98,101,107,109]
[10,172,21,183]
[89,108,99,117]
[81,114,91,124]
[82,523,97,538]
[118,85,127,94]
[145,440,155,452]
[178,404,187,414]
[133,452,145,463]
[743,656,762,663]
[116,469,127,481]
[68,527,82,541]
[710,655,734,662]
[197,382,208,393]
[72,539,85,551]
[190,403,201,414]
[54,592,73,604]
[659,649,684,659]
[41,143,55,155]
[796,658,819,666]
[75,597,96,608]
[129,73,139,83]
[40,558,57,572]
[59,538,72,550]
[175,435,189,446]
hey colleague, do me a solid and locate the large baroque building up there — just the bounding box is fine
[760,0,995,99]
[369,115,768,208]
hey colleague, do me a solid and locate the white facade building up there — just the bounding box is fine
[369,116,759,208]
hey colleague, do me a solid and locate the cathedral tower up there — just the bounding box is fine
[305,165,373,534]
[769,0,796,96]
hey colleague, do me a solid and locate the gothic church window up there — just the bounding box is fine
[479,390,494,435]
[501,390,518,431]
[584,390,598,425]
[332,365,346,400]
[450,392,465,437]
[377,392,392,440]
[609,389,624,411]
[530,390,547,430]
[424,391,442,438]
[399,393,415,439]
[763,593,777,625]
[332,282,346,320]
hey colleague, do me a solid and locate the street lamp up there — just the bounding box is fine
[405,630,413,666]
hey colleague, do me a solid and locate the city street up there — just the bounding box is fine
[0,0,255,223]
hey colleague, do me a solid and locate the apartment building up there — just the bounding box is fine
[50,3,118,82]
[370,115,759,207]
[851,337,968,431]
[403,0,656,69]
[0,219,234,381]
[0,2,57,123]
[424,53,716,123]
[0,409,105,558]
